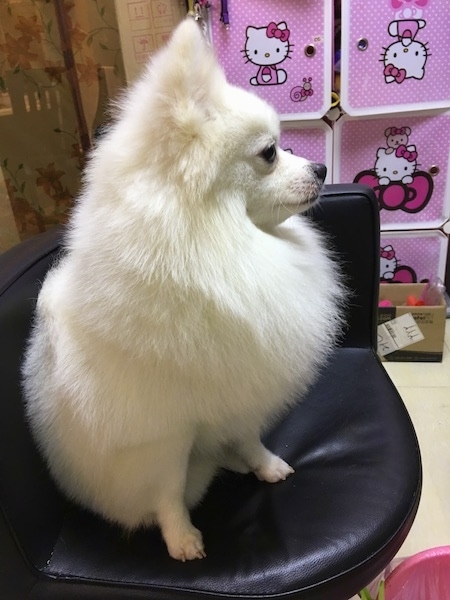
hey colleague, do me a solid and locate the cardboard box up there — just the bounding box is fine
[378,283,446,362]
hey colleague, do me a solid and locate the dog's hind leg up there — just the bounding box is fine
[184,453,218,509]
[104,430,206,561]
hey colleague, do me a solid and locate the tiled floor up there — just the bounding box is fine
[384,318,450,558]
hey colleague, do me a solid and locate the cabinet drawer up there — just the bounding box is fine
[334,112,450,230]
[341,0,450,115]
[380,230,448,283]
[209,0,332,120]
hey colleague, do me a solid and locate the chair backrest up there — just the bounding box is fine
[312,184,380,350]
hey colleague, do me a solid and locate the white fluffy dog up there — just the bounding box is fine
[22,19,343,562]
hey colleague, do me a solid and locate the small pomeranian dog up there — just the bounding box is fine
[22,18,343,561]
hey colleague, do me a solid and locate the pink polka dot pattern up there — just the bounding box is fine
[342,0,450,113]
[209,0,331,118]
[380,231,447,281]
[336,113,450,228]
[280,124,331,166]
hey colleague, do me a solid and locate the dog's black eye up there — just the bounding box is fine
[260,144,277,163]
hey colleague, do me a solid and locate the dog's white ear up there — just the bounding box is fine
[150,18,225,118]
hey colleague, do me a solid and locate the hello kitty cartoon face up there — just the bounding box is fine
[380,245,398,280]
[383,39,429,82]
[385,127,411,154]
[383,19,429,83]
[375,145,417,185]
[244,22,292,86]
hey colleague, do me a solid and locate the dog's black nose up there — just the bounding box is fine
[311,163,327,182]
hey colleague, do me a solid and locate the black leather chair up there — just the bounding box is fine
[0,184,421,600]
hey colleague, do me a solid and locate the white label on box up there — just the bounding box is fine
[377,313,425,357]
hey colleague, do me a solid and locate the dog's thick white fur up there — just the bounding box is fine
[22,19,343,562]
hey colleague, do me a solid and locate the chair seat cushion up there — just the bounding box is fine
[39,347,421,600]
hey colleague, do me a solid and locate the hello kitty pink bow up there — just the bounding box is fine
[390,127,407,135]
[395,145,417,162]
[266,22,290,42]
[384,64,406,83]
[380,247,395,260]
[391,0,428,8]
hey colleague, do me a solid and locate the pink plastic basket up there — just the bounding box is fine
[384,546,450,599]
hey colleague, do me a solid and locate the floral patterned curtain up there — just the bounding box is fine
[0,0,126,252]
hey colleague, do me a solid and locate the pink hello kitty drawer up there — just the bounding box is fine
[340,0,450,116]
[334,111,450,229]
[208,0,333,120]
[280,120,333,182]
[380,230,448,283]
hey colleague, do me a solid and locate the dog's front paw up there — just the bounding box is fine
[166,527,206,562]
[254,455,295,483]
